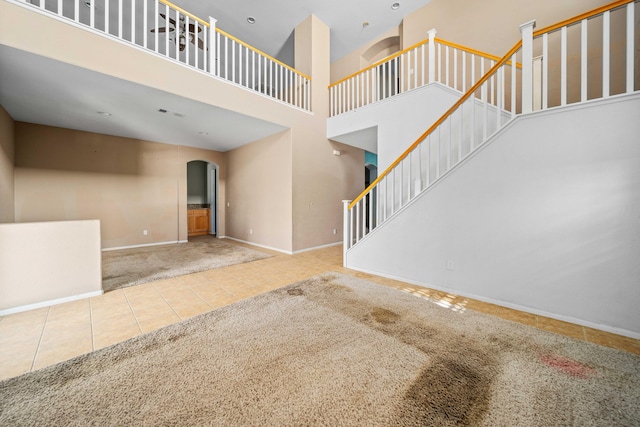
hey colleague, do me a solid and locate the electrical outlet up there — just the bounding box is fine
[143,230,148,236]
[446,260,454,270]
[333,228,337,235]
[249,229,253,235]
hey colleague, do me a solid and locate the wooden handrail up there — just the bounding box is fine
[214,27,311,80]
[158,0,311,80]
[533,0,633,37]
[435,38,521,68]
[329,37,519,89]
[348,40,522,209]
[329,39,430,89]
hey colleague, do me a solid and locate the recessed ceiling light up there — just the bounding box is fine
[96,111,111,116]
[198,132,208,136]
[247,17,255,24]
[391,2,400,10]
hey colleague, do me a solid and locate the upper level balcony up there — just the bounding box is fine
[0,0,320,153]
[15,0,311,110]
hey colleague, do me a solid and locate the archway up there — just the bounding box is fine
[186,160,219,237]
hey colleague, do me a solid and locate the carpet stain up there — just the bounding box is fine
[405,359,492,426]
[539,353,595,379]
[304,276,497,425]
[168,333,187,343]
[141,342,162,353]
[371,307,400,324]
[326,283,353,293]
[287,288,304,296]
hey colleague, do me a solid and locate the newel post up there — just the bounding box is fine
[520,20,536,114]
[342,200,351,267]
[427,28,437,84]
[208,17,217,76]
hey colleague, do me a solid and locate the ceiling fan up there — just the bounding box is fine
[150,13,204,51]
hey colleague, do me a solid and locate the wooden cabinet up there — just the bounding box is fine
[188,209,210,236]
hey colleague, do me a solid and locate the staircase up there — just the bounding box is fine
[342,0,640,338]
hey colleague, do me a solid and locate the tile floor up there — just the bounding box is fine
[1,242,638,381]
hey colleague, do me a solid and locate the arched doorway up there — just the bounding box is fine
[187,160,218,237]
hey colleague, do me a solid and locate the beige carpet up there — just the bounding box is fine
[1,273,639,426]
[102,236,271,292]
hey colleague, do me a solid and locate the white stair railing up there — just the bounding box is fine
[329,30,520,117]
[343,0,638,260]
[531,0,636,111]
[14,0,311,111]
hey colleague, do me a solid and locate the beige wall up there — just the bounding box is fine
[292,15,365,252]
[226,130,293,251]
[0,220,102,313]
[14,123,226,249]
[402,0,612,56]
[331,27,401,83]
[331,0,613,84]
[0,104,14,223]
[223,15,365,253]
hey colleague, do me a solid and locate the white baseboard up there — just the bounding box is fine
[344,264,640,340]
[221,237,342,255]
[102,240,185,251]
[220,237,292,254]
[292,241,342,254]
[0,290,104,316]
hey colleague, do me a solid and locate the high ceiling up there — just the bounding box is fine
[0,0,432,152]
[172,0,433,63]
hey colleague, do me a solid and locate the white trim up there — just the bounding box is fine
[221,237,342,255]
[344,264,640,340]
[0,291,104,316]
[102,240,185,252]
[220,237,292,254]
[292,241,342,254]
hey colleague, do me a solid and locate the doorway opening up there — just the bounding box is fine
[364,151,378,231]
[187,160,218,238]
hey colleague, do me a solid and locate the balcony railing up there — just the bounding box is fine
[343,0,638,256]
[329,31,521,117]
[15,0,311,111]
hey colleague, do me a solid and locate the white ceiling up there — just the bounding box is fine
[1,0,432,152]
[173,0,433,63]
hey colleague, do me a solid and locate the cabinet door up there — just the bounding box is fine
[194,214,209,232]
[188,215,197,234]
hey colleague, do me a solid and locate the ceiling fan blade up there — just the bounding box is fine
[150,27,170,33]
[187,24,202,33]
[188,34,205,51]
[159,13,177,27]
